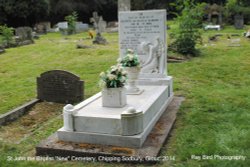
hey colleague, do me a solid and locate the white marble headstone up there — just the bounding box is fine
[119,10,167,76]
[118,0,131,12]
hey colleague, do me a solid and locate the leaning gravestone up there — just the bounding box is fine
[37,70,84,104]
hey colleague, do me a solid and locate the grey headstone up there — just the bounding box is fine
[118,0,131,12]
[234,14,244,29]
[76,22,89,33]
[90,12,108,44]
[98,17,107,33]
[35,22,51,34]
[15,27,33,41]
[57,22,68,29]
[37,70,84,104]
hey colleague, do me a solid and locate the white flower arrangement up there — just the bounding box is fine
[99,64,127,88]
[118,49,140,67]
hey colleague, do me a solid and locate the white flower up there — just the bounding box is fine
[127,49,134,54]
[117,64,123,72]
[99,80,106,88]
[107,74,117,80]
[117,58,122,63]
[127,54,134,61]
[120,76,126,82]
[122,71,127,76]
[111,65,117,72]
[99,72,106,77]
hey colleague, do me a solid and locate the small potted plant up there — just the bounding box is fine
[99,64,127,107]
[118,49,142,94]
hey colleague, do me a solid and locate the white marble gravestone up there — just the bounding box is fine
[118,0,131,12]
[57,10,174,148]
[119,10,172,89]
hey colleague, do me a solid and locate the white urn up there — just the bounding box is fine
[125,67,143,94]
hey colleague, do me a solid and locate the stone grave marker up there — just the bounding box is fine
[56,22,68,35]
[15,27,34,45]
[119,10,167,76]
[36,9,175,160]
[98,16,107,33]
[234,14,244,29]
[90,12,107,44]
[75,22,89,33]
[35,22,51,34]
[118,0,131,12]
[37,70,84,104]
[228,38,241,47]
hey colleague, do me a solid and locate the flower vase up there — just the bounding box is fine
[125,67,143,95]
[102,87,127,108]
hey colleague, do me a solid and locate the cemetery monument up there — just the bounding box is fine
[90,12,108,44]
[37,9,175,160]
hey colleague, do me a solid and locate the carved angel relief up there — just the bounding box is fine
[137,37,165,73]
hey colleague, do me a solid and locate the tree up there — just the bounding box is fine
[170,0,205,56]
[225,0,250,23]
[65,11,78,35]
[0,0,49,27]
[0,25,14,47]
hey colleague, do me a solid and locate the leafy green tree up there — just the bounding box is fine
[65,11,78,35]
[0,25,14,47]
[0,0,49,26]
[170,0,205,56]
[225,0,250,23]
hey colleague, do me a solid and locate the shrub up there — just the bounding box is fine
[0,25,14,47]
[65,11,78,35]
[170,0,205,56]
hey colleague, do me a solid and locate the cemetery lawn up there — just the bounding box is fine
[0,27,250,167]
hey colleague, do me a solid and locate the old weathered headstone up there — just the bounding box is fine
[35,22,51,34]
[90,12,107,33]
[15,27,34,45]
[37,70,84,104]
[76,22,89,33]
[90,12,107,44]
[56,22,68,35]
[15,27,33,41]
[118,0,131,12]
[228,38,241,47]
[98,16,107,33]
[206,3,223,25]
[234,14,244,29]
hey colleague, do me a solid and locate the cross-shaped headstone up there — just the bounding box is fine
[90,11,100,34]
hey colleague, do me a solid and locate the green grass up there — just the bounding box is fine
[0,32,119,114]
[0,26,250,167]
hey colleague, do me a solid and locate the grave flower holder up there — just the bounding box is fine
[99,64,128,108]
[102,87,127,108]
